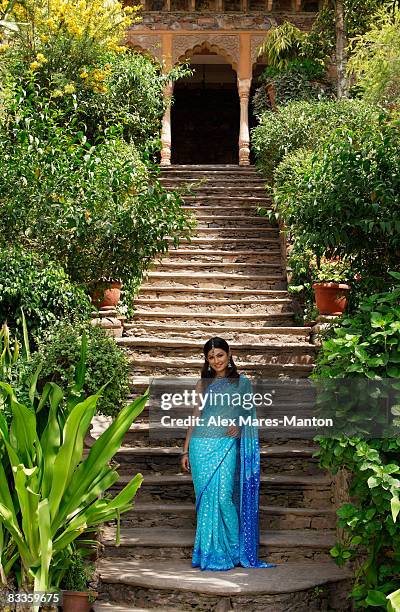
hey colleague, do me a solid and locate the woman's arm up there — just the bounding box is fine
[181,379,203,472]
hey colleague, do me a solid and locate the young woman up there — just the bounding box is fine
[180,336,276,571]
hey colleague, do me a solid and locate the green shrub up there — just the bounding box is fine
[252,59,332,116]
[313,276,400,608]
[273,117,400,291]
[252,99,381,180]
[0,114,194,292]
[348,8,400,108]
[24,321,130,418]
[60,550,95,593]
[0,247,91,337]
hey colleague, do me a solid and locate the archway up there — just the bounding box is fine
[171,48,240,165]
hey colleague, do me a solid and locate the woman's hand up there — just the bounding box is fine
[181,453,190,472]
[226,425,240,438]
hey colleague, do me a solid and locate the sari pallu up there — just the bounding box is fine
[189,375,276,571]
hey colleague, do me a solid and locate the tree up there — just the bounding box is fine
[334,0,349,97]
[347,8,400,106]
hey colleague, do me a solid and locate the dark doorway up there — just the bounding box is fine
[171,59,239,165]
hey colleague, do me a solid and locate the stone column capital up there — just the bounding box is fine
[237,77,252,98]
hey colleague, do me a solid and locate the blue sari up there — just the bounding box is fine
[189,375,276,571]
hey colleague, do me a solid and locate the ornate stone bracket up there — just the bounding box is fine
[251,34,268,66]
[126,33,163,62]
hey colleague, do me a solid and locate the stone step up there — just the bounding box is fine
[128,376,314,395]
[114,502,335,530]
[121,426,318,448]
[101,526,335,563]
[124,324,308,344]
[123,422,319,447]
[182,205,266,215]
[177,187,269,197]
[128,311,296,323]
[133,297,292,315]
[98,558,352,612]
[142,271,287,290]
[112,473,332,510]
[152,261,283,276]
[168,237,280,251]
[175,215,273,228]
[182,196,271,206]
[131,310,295,326]
[118,338,315,364]
[127,360,314,378]
[94,604,181,612]
[177,226,278,239]
[136,286,290,301]
[160,164,259,172]
[156,249,281,264]
[114,444,320,476]
[160,176,265,184]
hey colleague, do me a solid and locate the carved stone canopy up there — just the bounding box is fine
[173,34,240,69]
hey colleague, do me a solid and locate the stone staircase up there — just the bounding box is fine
[94,166,352,611]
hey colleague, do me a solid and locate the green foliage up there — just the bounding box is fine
[22,321,130,419]
[388,587,400,611]
[60,550,94,592]
[348,8,400,107]
[0,102,194,291]
[0,3,193,316]
[313,281,400,607]
[4,49,190,150]
[304,0,394,63]
[315,278,400,379]
[252,98,380,180]
[272,116,400,291]
[0,334,148,595]
[0,247,91,337]
[252,59,332,116]
[257,21,307,69]
[311,257,352,283]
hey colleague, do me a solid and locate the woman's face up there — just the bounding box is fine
[207,347,229,376]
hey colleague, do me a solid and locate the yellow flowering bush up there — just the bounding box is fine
[7,0,141,51]
[1,0,142,101]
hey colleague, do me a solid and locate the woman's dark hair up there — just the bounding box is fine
[201,337,240,387]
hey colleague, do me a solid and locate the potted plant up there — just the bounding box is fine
[61,550,97,612]
[311,257,351,315]
[90,278,122,309]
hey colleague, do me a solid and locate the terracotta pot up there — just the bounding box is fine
[91,281,122,309]
[312,282,351,315]
[62,591,95,612]
[266,82,277,111]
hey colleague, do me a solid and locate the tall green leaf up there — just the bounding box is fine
[48,391,102,522]
[58,392,148,523]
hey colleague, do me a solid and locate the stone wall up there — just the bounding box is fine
[129,11,315,31]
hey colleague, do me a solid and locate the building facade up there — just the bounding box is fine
[126,1,319,165]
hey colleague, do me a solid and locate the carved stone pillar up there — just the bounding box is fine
[237,77,251,166]
[160,82,173,166]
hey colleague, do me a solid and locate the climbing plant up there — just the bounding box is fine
[314,275,400,608]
